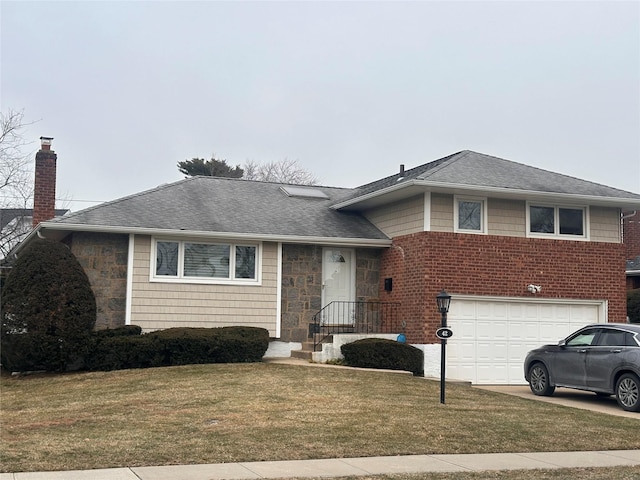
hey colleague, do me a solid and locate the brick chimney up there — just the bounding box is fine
[32,136,57,227]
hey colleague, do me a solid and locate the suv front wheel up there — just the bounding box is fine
[528,363,555,396]
[615,373,640,412]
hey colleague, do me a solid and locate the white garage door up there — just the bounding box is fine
[446,297,605,385]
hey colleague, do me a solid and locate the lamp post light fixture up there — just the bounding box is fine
[436,289,452,404]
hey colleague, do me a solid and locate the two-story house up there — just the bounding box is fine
[13,145,640,384]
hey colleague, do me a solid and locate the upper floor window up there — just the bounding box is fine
[527,203,587,239]
[153,238,259,284]
[454,196,487,234]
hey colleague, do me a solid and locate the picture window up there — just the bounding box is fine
[153,239,258,283]
[528,204,587,239]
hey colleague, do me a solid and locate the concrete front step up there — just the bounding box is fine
[290,349,313,360]
[301,341,316,350]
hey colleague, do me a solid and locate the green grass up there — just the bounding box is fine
[1,363,639,473]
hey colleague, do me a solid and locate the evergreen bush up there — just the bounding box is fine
[628,289,640,324]
[341,338,424,376]
[1,239,96,372]
[85,326,269,371]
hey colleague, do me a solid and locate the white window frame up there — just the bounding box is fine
[454,195,487,234]
[150,237,262,285]
[526,203,589,240]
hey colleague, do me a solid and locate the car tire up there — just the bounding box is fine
[615,373,640,412]
[528,363,555,396]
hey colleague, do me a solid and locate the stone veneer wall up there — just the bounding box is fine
[67,232,129,330]
[279,245,383,343]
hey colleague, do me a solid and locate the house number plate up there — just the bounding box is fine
[436,327,453,339]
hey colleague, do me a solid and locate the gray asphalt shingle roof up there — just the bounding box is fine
[51,177,389,240]
[45,150,640,241]
[352,150,640,200]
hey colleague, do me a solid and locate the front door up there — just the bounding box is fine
[321,248,355,326]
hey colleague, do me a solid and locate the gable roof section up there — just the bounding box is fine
[38,177,390,246]
[333,151,640,210]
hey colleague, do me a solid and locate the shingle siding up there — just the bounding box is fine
[430,193,454,232]
[590,207,621,243]
[363,195,424,237]
[487,199,526,237]
[129,236,279,334]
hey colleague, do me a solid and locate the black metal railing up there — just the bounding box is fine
[310,301,401,352]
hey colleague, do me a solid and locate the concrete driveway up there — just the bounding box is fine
[475,385,640,419]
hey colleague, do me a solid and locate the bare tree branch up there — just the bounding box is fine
[242,158,318,185]
[0,109,37,259]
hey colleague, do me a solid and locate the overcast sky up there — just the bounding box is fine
[2,1,639,212]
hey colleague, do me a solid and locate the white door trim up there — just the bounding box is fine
[449,294,607,321]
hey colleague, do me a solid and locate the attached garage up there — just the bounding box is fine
[446,296,606,385]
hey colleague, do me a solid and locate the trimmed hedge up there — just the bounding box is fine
[92,325,143,338]
[86,326,270,371]
[628,289,640,324]
[0,333,63,373]
[341,338,424,376]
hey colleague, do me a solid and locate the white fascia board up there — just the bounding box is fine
[332,180,640,210]
[36,222,392,248]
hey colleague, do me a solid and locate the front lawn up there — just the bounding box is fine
[1,363,639,473]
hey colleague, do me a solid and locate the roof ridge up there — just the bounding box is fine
[471,151,640,196]
[417,150,472,180]
[54,177,199,222]
[175,175,358,193]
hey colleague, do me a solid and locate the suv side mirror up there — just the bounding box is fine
[558,339,566,347]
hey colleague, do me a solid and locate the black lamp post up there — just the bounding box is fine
[436,289,451,404]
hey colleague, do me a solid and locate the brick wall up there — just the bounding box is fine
[32,149,57,226]
[67,232,129,329]
[279,245,382,343]
[379,231,627,343]
[624,211,640,260]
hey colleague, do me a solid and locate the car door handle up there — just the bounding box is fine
[577,349,587,353]
[609,349,622,353]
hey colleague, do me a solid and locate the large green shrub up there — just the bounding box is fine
[1,239,96,372]
[628,289,640,324]
[341,338,424,376]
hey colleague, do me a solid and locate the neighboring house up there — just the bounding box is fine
[11,148,640,384]
[0,208,69,261]
[623,210,640,290]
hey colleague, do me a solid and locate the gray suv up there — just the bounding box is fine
[524,323,640,412]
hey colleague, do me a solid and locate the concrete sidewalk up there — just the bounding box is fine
[2,450,639,480]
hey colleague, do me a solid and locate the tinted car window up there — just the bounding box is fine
[566,329,598,347]
[595,330,639,347]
